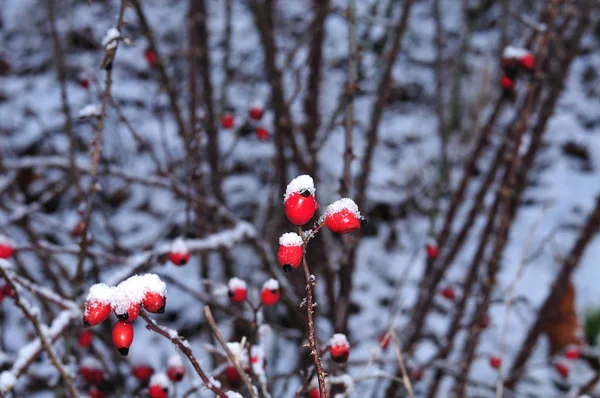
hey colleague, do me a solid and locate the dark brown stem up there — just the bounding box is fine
[340,0,356,198]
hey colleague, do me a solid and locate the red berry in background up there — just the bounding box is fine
[329,333,350,363]
[132,364,154,382]
[324,198,365,234]
[284,175,318,226]
[221,112,234,129]
[255,127,269,141]
[80,357,104,384]
[88,387,106,398]
[78,330,94,348]
[248,102,264,121]
[113,302,140,322]
[112,321,134,356]
[425,238,439,259]
[440,286,456,300]
[227,277,247,303]
[277,232,304,272]
[520,53,535,71]
[489,355,502,369]
[307,388,320,398]
[555,362,569,378]
[143,291,166,314]
[0,235,15,259]
[80,78,90,89]
[260,278,280,306]
[167,354,185,382]
[379,333,390,350]
[168,237,190,266]
[149,373,170,398]
[145,48,158,66]
[224,365,242,386]
[83,284,112,327]
[501,75,515,91]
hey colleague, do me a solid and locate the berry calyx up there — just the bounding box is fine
[256,127,269,141]
[112,321,134,356]
[167,354,185,382]
[0,235,15,259]
[555,362,569,378]
[145,48,157,66]
[143,291,166,314]
[260,278,280,306]
[227,277,247,303]
[324,198,365,234]
[83,284,112,328]
[284,175,318,226]
[78,330,94,348]
[277,232,304,272]
[221,113,234,129]
[132,364,154,382]
[489,355,502,369]
[329,333,350,363]
[168,237,190,266]
[440,286,456,301]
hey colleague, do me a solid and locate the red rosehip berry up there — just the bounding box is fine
[132,364,154,382]
[149,373,170,398]
[260,278,280,306]
[0,235,15,259]
[329,333,350,363]
[284,175,318,226]
[307,388,320,398]
[489,355,502,369]
[81,357,104,384]
[221,113,234,129]
[227,277,247,303]
[112,321,134,356]
[83,284,112,328]
[113,302,141,322]
[277,232,304,272]
[78,330,94,348]
[224,365,242,386]
[149,385,168,398]
[324,198,365,234]
[143,291,166,314]
[425,238,439,259]
[555,362,569,378]
[564,346,580,360]
[168,237,190,266]
[440,286,456,300]
[145,48,158,66]
[167,354,185,383]
[501,75,515,91]
[248,102,264,121]
[255,127,269,141]
[519,53,535,71]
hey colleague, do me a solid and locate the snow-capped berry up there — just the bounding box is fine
[248,101,264,120]
[0,235,15,259]
[440,286,455,300]
[168,237,190,266]
[227,277,247,303]
[78,330,94,348]
[149,373,170,398]
[224,365,242,386]
[555,362,569,378]
[324,198,365,234]
[88,387,106,398]
[425,238,439,259]
[489,355,502,369]
[83,284,113,327]
[307,388,320,398]
[277,232,304,272]
[565,346,580,360]
[501,75,515,91]
[145,48,157,66]
[113,302,141,322]
[520,53,535,71]
[329,333,350,363]
[81,357,103,384]
[256,127,269,141]
[167,354,185,382]
[132,364,154,382]
[143,291,166,314]
[112,321,134,356]
[221,113,234,129]
[284,175,318,226]
[260,278,280,306]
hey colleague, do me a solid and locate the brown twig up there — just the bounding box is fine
[390,331,414,398]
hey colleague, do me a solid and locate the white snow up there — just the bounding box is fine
[170,237,189,254]
[207,375,221,389]
[225,392,243,398]
[78,104,101,118]
[250,99,264,110]
[81,356,102,370]
[324,198,361,218]
[284,175,316,202]
[0,371,16,393]
[262,278,279,291]
[141,273,167,295]
[0,234,14,247]
[330,333,350,348]
[85,283,113,304]
[167,354,184,368]
[502,45,531,59]
[278,232,303,247]
[101,27,121,50]
[150,372,170,388]
[227,277,247,291]
[87,274,165,314]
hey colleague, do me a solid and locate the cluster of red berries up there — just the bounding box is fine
[82,274,167,356]
[167,237,190,266]
[501,45,535,95]
[221,101,269,141]
[226,277,281,307]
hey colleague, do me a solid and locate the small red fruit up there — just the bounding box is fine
[80,78,90,89]
[168,237,190,266]
[149,385,168,398]
[227,277,247,303]
[167,354,185,382]
[501,75,515,91]
[78,330,94,348]
[149,373,170,398]
[440,286,456,300]
[256,127,269,141]
[489,355,502,369]
[145,48,158,66]
[324,198,365,234]
[0,235,15,259]
[519,53,535,71]
[260,278,280,306]
[277,232,304,272]
[248,102,264,120]
[143,291,166,314]
[565,346,580,360]
[113,302,141,322]
[425,238,439,259]
[88,387,106,398]
[329,333,350,363]
[132,364,154,382]
[221,113,234,129]
[224,365,242,386]
[555,362,569,378]
[83,284,112,328]
[307,388,320,398]
[81,357,103,384]
[284,175,318,226]
[112,321,134,356]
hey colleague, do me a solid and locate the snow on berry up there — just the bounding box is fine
[248,100,265,121]
[502,45,531,60]
[279,232,303,247]
[168,237,190,266]
[83,283,113,327]
[226,392,244,398]
[81,356,103,384]
[277,233,303,272]
[284,175,316,203]
[149,372,170,398]
[141,274,167,313]
[227,277,247,303]
[167,354,185,382]
[284,175,319,225]
[0,235,15,259]
[261,278,280,306]
[565,345,581,360]
[324,198,365,234]
[329,333,350,363]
